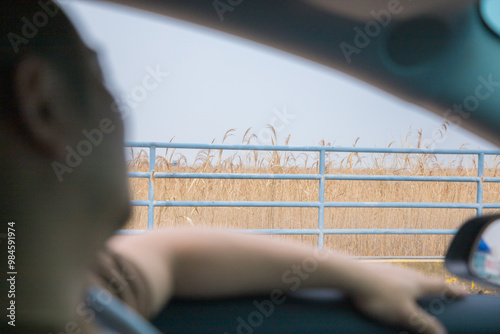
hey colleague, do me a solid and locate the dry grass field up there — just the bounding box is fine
[123,128,500,257]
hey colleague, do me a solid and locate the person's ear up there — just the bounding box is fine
[13,55,69,159]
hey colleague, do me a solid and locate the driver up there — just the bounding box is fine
[0,1,466,333]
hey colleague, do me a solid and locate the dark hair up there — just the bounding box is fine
[0,0,86,120]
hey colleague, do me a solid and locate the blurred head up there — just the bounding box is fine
[1,0,131,233]
[0,0,131,323]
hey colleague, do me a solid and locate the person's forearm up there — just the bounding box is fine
[109,229,465,334]
[165,230,366,298]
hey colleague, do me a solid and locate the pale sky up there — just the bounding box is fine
[61,1,497,151]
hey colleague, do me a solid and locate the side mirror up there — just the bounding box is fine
[446,215,500,288]
[480,0,500,38]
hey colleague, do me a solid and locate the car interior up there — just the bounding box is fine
[70,0,500,333]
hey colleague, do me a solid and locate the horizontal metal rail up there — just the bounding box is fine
[117,228,458,235]
[131,200,500,209]
[127,142,500,155]
[130,171,487,182]
[124,142,500,252]
[356,256,445,260]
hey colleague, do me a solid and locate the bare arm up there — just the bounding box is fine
[107,229,465,334]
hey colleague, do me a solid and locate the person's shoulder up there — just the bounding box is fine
[103,232,176,316]
[86,242,154,318]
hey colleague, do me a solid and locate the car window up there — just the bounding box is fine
[62,1,500,259]
[64,1,496,150]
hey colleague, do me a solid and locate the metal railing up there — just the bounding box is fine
[124,142,500,249]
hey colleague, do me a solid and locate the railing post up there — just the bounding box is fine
[318,149,326,249]
[477,153,484,217]
[148,145,156,229]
